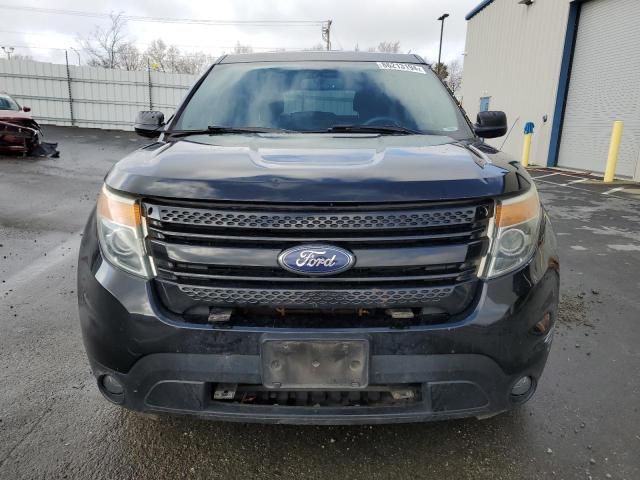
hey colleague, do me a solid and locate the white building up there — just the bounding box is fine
[462,0,640,181]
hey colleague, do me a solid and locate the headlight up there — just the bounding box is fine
[96,186,154,279]
[482,185,541,279]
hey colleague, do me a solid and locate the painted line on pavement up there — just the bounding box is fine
[531,172,562,179]
[566,178,589,185]
[535,179,638,202]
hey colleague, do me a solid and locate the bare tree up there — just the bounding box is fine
[376,41,401,53]
[118,42,142,71]
[145,39,213,74]
[164,44,184,72]
[145,39,169,71]
[233,42,253,54]
[81,14,214,74]
[446,59,463,95]
[178,52,215,74]
[81,12,129,69]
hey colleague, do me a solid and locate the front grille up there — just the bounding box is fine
[177,284,455,308]
[155,205,479,230]
[143,200,493,315]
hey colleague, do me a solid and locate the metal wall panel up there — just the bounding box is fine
[0,59,71,125]
[462,0,572,165]
[558,0,640,179]
[0,58,197,131]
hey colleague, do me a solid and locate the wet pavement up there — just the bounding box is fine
[1,127,639,480]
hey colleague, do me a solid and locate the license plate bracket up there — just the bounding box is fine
[261,339,369,389]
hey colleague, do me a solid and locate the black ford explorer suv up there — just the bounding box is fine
[77,52,559,424]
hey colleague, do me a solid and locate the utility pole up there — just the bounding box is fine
[437,13,449,76]
[1,46,15,60]
[322,20,332,51]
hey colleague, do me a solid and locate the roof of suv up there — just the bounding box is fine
[218,51,425,64]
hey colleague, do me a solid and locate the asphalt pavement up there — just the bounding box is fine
[1,126,639,480]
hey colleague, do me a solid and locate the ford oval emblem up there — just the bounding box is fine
[278,245,355,276]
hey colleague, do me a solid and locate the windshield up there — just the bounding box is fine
[174,61,473,139]
[0,95,20,111]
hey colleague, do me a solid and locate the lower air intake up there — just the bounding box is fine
[212,384,423,407]
[177,284,456,308]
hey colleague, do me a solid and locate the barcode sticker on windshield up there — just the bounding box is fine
[376,62,426,74]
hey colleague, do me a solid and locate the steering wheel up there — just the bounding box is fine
[362,116,399,126]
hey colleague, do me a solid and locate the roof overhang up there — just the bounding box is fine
[465,0,495,20]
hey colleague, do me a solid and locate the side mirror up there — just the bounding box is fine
[22,106,31,113]
[474,111,508,139]
[134,111,165,138]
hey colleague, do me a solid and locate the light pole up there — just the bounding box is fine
[1,46,15,60]
[437,13,449,75]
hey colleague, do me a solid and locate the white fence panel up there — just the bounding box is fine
[151,70,196,115]
[0,58,199,131]
[0,59,71,125]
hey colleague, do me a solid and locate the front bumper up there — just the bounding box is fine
[78,211,560,424]
[89,349,551,425]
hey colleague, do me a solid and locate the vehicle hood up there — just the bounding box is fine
[106,134,531,203]
[0,110,33,121]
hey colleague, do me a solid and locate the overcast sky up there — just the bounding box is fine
[0,0,480,66]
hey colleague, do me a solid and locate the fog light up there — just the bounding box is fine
[511,376,533,396]
[532,312,553,335]
[101,375,124,395]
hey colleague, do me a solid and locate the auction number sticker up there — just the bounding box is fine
[376,62,426,74]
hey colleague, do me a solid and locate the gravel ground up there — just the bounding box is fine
[1,126,639,480]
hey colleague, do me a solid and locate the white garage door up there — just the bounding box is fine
[558,0,640,180]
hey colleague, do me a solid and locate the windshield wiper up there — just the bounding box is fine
[322,124,424,135]
[164,126,293,137]
[164,124,424,137]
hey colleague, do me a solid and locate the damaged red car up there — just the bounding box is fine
[0,92,41,155]
[1,92,58,157]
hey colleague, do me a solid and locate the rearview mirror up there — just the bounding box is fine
[22,106,31,113]
[134,111,165,138]
[474,111,508,139]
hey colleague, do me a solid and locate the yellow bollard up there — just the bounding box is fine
[521,133,533,167]
[604,121,624,183]
[521,122,535,167]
